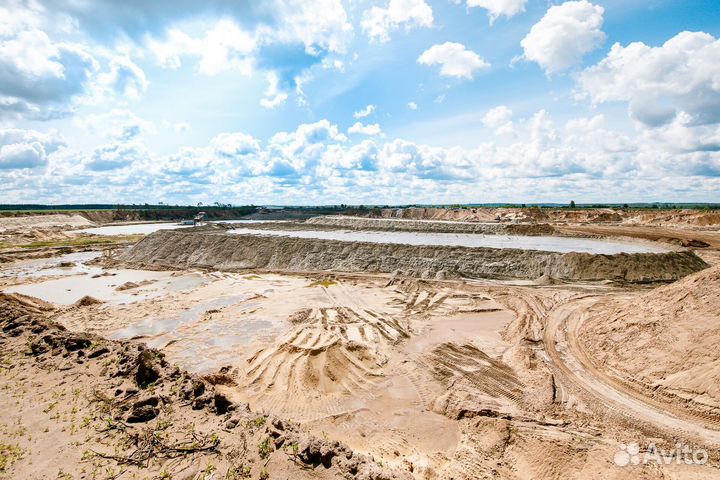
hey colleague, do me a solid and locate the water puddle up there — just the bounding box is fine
[0,251,101,280]
[2,251,207,305]
[111,295,249,341]
[228,228,667,254]
[112,295,286,374]
[4,268,205,305]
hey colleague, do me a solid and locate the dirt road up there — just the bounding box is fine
[544,296,720,446]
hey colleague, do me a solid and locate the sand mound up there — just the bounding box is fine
[0,213,94,233]
[73,295,103,307]
[119,230,708,283]
[580,264,720,415]
[242,305,406,417]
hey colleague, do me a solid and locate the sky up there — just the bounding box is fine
[1,0,719,205]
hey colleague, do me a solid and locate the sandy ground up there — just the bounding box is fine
[2,210,720,479]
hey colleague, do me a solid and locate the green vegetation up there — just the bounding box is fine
[310,279,337,288]
[0,443,23,472]
[258,437,272,459]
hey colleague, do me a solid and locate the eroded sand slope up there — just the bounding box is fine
[120,229,708,282]
[579,265,720,417]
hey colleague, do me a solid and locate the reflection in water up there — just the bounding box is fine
[228,228,668,254]
[3,253,206,305]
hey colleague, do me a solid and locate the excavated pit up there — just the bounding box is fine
[120,229,708,283]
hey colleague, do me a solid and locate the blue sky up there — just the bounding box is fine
[1,0,719,205]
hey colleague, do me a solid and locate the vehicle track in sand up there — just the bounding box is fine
[544,297,720,445]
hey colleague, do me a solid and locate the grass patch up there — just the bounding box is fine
[309,279,337,288]
[0,443,23,472]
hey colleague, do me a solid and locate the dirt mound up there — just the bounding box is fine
[305,216,555,236]
[0,294,411,479]
[119,230,708,283]
[579,264,720,417]
[242,305,406,418]
[73,295,103,307]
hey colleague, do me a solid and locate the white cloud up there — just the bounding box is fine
[1,115,719,203]
[577,31,720,127]
[260,72,289,109]
[467,0,527,24]
[0,28,98,118]
[148,20,255,75]
[348,122,382,136]
[483,105,514,135]
[211,132,261,157]
[418,42,489,79]
[85,142,148,171]
[521,0,605,74]
[0,128,64,169]
[100,56,148,99]
[353,104,376,119]
[361,0,433,43]
[408,102,418,110]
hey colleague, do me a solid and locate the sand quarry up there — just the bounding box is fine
[1,208,720,479]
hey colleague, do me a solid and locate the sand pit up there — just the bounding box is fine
[3,210,720,479]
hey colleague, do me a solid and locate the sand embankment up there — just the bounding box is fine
[369,207,720,227]
[580,264,720,416]
[120,230,708,282]
[304,215,555,235]
[0,213,94,233]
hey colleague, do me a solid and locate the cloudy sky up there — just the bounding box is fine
[1,0,719,205]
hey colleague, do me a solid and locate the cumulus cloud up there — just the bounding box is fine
[0,128,64,169]
[578,31,720,128]
[521,0,605,74]
[418,42,489,79]
[348,122,382,136]
[361,0,433,43]
[1,114,718,203]
[33,1,352,109]
[147,19,256,75]
[85,142,149,171]
[483,106,514,135]
[0,28,98,119]
[353,104,376,119]
[407,102,418,110]
[99,56,149,99]
[260,72,290,109]
[467,0,527,24]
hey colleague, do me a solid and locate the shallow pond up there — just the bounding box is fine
[227,228,668,254]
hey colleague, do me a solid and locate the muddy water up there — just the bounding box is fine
[0,251,101,280]
[227,228,668,254]
[2,252,206,305]
[112,295,287,374]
